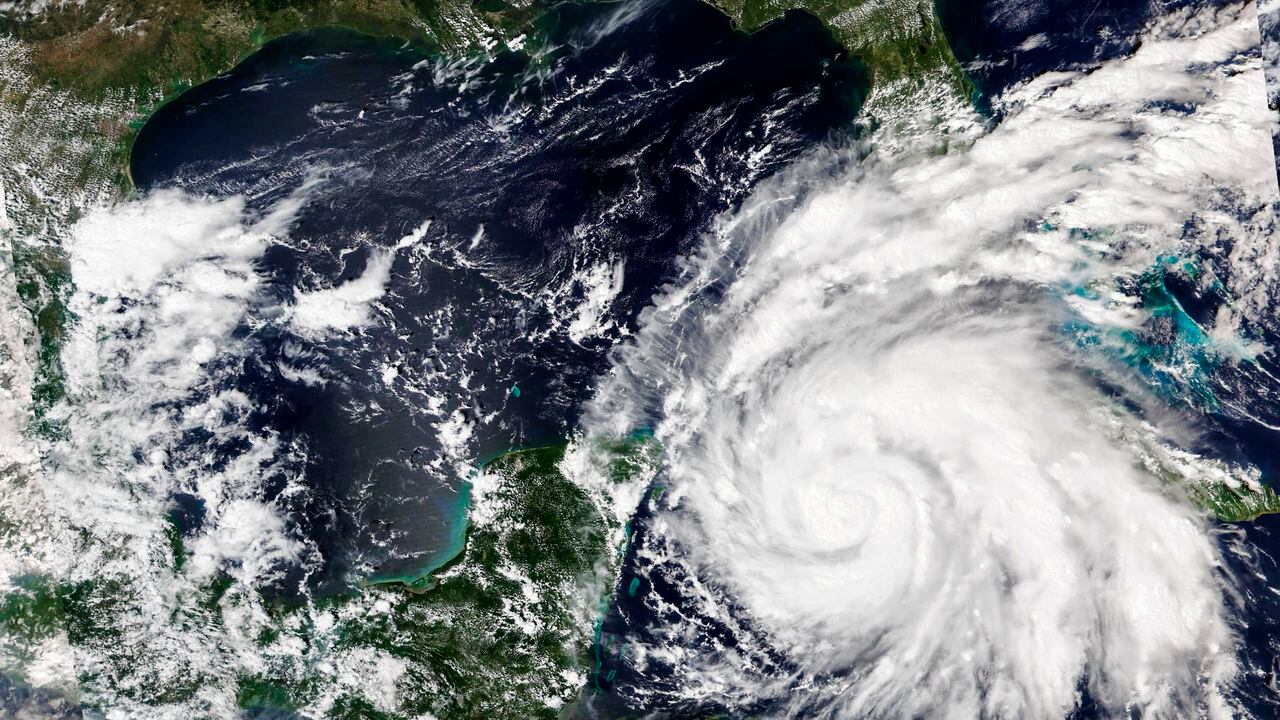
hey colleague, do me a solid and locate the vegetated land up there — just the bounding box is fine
[1,0,545,191]
[1198,482,1280,523]
[230,442,624,717]
[1,3,1277,715]
[3,0,1271,525]
[0,0,966,434]
[711,0,969,94]
[0,0,547,423]
[2,0,966,195]
[0,0,966,418]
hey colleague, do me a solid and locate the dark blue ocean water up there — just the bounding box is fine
[131,0,864,594]
[934,6,1280,717]
[584,3,1280,717]
[937,0,1209,111]
[127,0,1280,715]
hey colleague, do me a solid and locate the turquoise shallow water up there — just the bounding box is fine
[129,1,865,596]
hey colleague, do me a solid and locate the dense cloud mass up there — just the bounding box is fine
[588,3,1278,717]
[10,0,1280,716]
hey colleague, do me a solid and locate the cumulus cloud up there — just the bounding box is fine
[286,218,430,339]
[43,189,318,712]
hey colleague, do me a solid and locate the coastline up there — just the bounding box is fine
[363,442,567,594]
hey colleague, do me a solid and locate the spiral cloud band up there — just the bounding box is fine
[587,3,1278,717]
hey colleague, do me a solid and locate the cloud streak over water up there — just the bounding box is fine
[588,4,1278,717]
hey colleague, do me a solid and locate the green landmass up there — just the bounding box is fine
[0,0,970,421]
[338,443,614,717]
[7,0,1280,714]
[1,0,545,195]
[711,0,967,90]
[0,438,658,717]
[0,2,946,714]
[1195,482,1280,523]
[2,0,968,201]
[0,0,545,433]
[1064,251,1280,523]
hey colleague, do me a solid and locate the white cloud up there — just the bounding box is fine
[586,4,1274,717]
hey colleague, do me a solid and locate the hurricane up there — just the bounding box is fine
[585,3,1280,717]
[8,0,1280,716]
